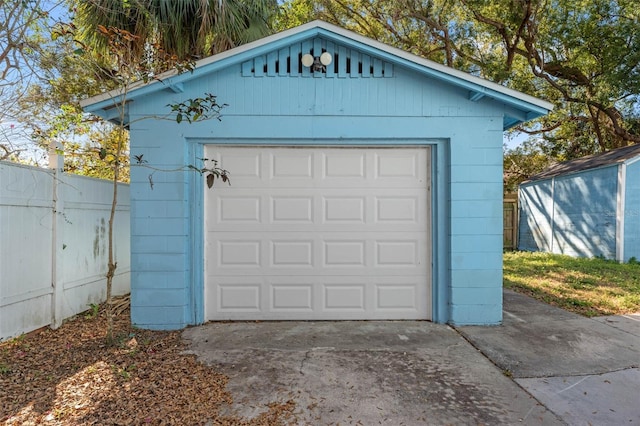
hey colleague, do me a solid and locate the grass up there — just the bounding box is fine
[504,251,640,317]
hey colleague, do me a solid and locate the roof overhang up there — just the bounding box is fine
[81,20,553,129]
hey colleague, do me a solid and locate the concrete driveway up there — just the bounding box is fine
[182,290,640,425]
[458,290,640,426]
[183,320,560,425]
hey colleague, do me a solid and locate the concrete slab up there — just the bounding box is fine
[500,291,578,324]
[457,290,640,426]
[456,291,640,378]
[593,313,640,337]
[183,321,562,425]
[517,368,640,425]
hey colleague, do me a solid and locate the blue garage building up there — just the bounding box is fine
[82,21,551,329]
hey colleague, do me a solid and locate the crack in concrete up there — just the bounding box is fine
[299,349,311,375]
[516,366,640,380]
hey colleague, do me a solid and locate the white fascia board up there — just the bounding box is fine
[81,20,553,118]
[623,154,640,167]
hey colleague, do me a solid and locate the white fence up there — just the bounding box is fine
[0,159,130,340]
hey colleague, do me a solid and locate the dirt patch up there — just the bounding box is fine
[0,299,295,425]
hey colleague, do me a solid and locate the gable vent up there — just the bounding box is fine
[241,37,393,78]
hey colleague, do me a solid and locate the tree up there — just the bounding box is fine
[0,0,62,160]
[458,0,640,153]
[503,139,553,193]
[73,0,278,73]
[15,19,129,180]
[273,0,317,30]
[278,0,640,166]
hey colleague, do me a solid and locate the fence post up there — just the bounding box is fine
[49,142,64,329]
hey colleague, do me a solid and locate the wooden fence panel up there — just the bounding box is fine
[503,193,518,250]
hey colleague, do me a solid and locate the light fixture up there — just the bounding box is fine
[301,52,333,72]
[301,53,315,68]
[320,52,332,66]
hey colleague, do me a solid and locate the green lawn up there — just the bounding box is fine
[503,251,640,317]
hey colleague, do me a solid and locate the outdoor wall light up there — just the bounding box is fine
[301,52,333,72]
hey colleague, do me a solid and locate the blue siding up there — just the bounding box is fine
[450,303,502,325]
[519,166,618,259]
[133,65,503,119]
[128,125,192,329]
[124,47,510,328]
[519,181,553,252]
[553,169,617,258]
[624,160,640,261]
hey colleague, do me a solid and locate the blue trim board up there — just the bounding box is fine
[431,141,451,323]
[186,138,451,324]
[188,141,205,325]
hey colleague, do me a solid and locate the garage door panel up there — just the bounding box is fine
[375,151,423,179]
[206,276,428,320]
[218,196,262,223]
[271,284,314,311]
[323,196,366,223]
[205,146,431,320]
[323,240,365,266]
[210,148,428,189]
[215,151,262,178]
[208,233,428,275]
[375,196,419,223]
[322,151,366,178]
[376,283,421,310]
[323,284,366,310]
[271,152,314,178]
[216,281,261,312]
[208,189,428,230]
[217,240,261,267]
[272,240,314,266]
[376,240,419,266]
[271,196,314,223]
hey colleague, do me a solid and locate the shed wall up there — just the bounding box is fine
[624,160,640,261]
[519,166,618,258]
[128,63,506,328]
[518,180,554,252]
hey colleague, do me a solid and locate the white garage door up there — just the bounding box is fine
[204,146,431,320]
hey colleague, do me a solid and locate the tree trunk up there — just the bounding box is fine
[105,129,122,344]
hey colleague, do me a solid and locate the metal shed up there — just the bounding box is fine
[82,21,551,329]
[519,144,640,261]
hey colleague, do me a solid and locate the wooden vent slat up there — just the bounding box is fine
[240,38,393,78]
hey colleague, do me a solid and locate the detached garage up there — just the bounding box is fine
[82,21,551,328]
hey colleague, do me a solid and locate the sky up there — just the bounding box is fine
[504,131,529,150]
